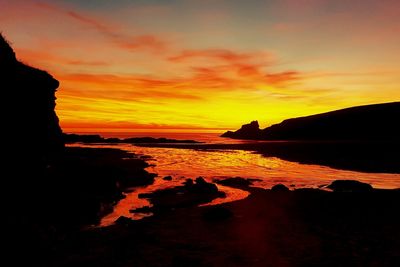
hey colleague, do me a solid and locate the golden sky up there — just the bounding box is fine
[1,0,400,132]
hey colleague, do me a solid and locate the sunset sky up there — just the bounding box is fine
[1,0,400,132]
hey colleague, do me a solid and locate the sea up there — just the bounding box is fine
[69,132,400,226]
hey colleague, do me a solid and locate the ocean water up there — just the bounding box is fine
[70,132,400,226]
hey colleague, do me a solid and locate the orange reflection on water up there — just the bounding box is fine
[69,143,400,226]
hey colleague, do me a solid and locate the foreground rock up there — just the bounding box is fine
[271,183,290,191]
[135,177,225,213]
[327,180,373,192]
[41,182,400,267]
[2,34,64,167]
[214,177,261,188]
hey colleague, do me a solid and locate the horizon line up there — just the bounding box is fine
[63,128,228,134]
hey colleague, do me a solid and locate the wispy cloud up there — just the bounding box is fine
[168,49,270,63]
[17,48,109,67]
[35,1,168,53]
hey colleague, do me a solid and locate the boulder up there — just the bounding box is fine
[327,180,373,192]
[271,184,290,191]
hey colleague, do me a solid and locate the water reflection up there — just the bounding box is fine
[68,143,400,226]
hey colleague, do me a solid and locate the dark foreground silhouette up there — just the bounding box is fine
[40,179,400,267]
[1,34,154,263]
[222,102,400,141]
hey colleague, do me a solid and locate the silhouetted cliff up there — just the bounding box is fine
[221,102,400,141]
[1,34,63,167]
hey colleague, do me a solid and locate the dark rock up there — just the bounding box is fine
[221,120,262,139]
[193,177,219,194]
[2,34,64,167]
[271,184,290,191]
[138,178,225,212]
[163,176,173,181]
[215,177,259,188]
[327,180,373,192]
[183,179,194,186]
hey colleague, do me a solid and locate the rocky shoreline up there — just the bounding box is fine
[63,133,201,144]
[39,177,400,267]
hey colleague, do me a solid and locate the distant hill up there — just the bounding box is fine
[221,102,400,141]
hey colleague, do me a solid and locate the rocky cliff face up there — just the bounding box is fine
[221,120,262,139]
[1,34,63,167]
[221,102,400,141]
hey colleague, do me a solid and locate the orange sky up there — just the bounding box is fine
[1,0,400,132]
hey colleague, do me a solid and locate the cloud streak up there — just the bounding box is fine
[35,1,168,53]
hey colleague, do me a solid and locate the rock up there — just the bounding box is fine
[139,178,225,212]
[2,33,64,165]
[327,180,373,192]
[215,177,259,188]
[195,177,207,184]
[163,176,173,181]
[271,184,289,191]
[221,120,262,139]
[193,177,219,194]
[183,179,194,186]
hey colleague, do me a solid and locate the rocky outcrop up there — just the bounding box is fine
[327,180,373,192]
[271,184,290,191]
[1,34,63,168]
[214,177,262,188]
[221,120,262,139]
[135,177,226,212]
[221,102,400,141]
